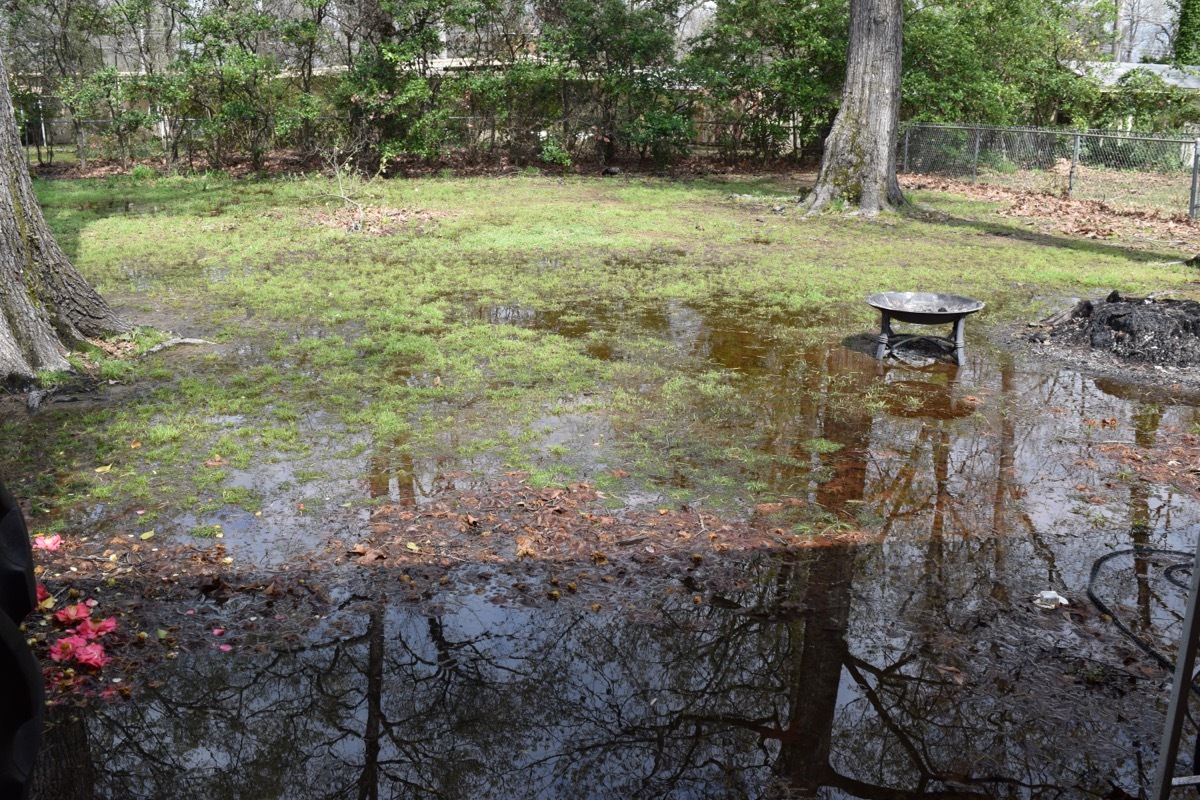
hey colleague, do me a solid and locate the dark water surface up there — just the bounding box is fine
[27,306,1200,799]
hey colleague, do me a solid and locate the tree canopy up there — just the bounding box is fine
[0,0,1191,171]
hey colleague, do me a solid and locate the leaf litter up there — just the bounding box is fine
[902,174,1200,252]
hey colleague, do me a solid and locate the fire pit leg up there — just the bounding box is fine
[951,317,966,366]
[876,312,893,360]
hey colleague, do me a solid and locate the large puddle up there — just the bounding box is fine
[23,300,1200,798]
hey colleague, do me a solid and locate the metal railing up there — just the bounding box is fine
[900,123,1200,218]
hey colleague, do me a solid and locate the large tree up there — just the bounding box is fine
[0,51,128,382]
[802,0,905,216]
[1177,0,1200,64]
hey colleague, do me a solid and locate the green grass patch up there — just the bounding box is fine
[4,172,1196,538]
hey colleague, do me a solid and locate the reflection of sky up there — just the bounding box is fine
[46,316,1200,798]
[864,355,1200,588]
[74,559,1173,799]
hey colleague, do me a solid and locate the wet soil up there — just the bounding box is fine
[23,335,1200,799]
[1017,292,1200,394]
[1050,292,1200,366]
[15,202,1200,797]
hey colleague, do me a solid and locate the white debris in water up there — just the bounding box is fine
[1034,590,1070,609]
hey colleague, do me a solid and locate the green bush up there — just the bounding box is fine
[625,110,695,169]
[538,136,573,169]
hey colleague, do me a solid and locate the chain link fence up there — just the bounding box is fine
[22,112,1200,219]
[899,123,1200,218]
[19,118,171,167]
[15,111,815,172]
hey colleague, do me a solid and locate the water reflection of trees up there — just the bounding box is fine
[36,310,1200,798]
[43,341,1175,799]
[54,534,1163,800]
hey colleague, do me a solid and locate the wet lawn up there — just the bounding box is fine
[12,171,1200,798]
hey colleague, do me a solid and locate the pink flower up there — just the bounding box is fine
[49,635,88,662]
[54,603,91,625]
[74,642,110,669]
[75,617,117,640]
[35,584,56,611]
[212,628,225,636]
[218,644,233,652]
[33,535,62,551]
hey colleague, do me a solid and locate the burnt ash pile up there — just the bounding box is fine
[1041,290,1200,367]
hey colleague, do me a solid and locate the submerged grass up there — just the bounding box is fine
[6,171,1197,540]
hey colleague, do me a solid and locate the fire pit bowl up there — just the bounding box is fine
[866,292,985,366]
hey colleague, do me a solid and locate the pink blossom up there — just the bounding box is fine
[75,617,117,640]
[36,585,55,611]
[74,642,111,669]
[218,644,233,652]
[33,535,62,551]
[54,603,91,625]
[49,635,87,662]
[212,628,225,636]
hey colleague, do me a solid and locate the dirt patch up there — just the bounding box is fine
[27,475,874,700]
[1045,291,1200,366]
[1101,433,1200,501]
[306,205,448,235]
[31,477,868,589]
[1009,294,1200,395]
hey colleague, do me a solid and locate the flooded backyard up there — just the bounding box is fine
[12,174,1200,798]
[20,303,1200,799]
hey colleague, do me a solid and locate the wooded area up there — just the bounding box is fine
[3,0,1200,173]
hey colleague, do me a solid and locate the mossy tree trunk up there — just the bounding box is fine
[1177,0,1200,65]
[801,0,905,216]
[0,52,128,382]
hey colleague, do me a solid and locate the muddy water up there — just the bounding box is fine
[30,300,1200,798]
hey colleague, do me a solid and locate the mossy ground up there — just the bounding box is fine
[4,170,1196,547]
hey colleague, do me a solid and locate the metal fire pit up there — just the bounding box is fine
[866,292,985,366]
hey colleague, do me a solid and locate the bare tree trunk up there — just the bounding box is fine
[802,0,906,216]
[0,51,128,382]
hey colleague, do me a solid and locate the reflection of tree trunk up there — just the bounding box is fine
[990,363,1016,603]
[775,349,872,794]
[357,605,385,800]
[368,439,417,505]
[31,706,94,800]
[1129,403,1162,633]
[921,428,951,607]
[776,546,857,795]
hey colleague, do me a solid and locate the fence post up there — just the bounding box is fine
[972,129,980,181]
[19,111,29,170]
[37,97,48,164]
[902,126,911,174]
[1069,133,1080,197]
[1191,138,1200,220]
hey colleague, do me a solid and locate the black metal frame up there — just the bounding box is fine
[874,312,968,367]
[1153,532,1200,798]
